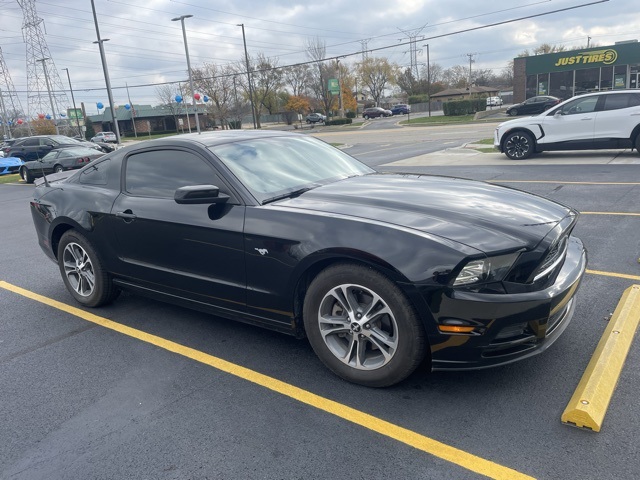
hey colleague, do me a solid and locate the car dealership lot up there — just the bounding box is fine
[1,148,639,479]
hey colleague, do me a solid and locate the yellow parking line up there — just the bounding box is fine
[587,270,640,281]
[0,280,534,480]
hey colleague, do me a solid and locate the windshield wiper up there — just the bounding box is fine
[261,185,319,205]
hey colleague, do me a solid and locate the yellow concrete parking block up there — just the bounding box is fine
[562,285,640,432]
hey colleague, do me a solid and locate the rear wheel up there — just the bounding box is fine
[57,230,120,307]
[53,164,64,173]
[509,108,518,116]
[20,166,34,184]
[303,263,426,387]
[635,133,640,154]
[504,131,534,160]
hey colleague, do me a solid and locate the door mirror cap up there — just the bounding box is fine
[174,185,230,204]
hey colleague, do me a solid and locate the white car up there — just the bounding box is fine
[486,96,503,107]
[91,131,117,143]
[494,90,640,160]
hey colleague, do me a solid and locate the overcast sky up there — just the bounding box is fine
[0,0,636,116]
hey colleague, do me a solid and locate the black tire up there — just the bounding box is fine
[53,164,64,173]
[635,133,640,154]
[57,230,120,307]
[20,166,34,184]
[509,108,518,116]
[363,114,369,120]
[303,263,427,387]
[503,131,534,160]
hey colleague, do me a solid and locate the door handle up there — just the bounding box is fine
[116,210,137,221]
[630,113,640,116]
[581,117,593,120]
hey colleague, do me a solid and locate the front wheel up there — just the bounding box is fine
[363,114,369,120]
[503,131,534,160]
[303,263,427,387]
[509,108,518,116]
[57,230,120,307]
[20,166,34,184]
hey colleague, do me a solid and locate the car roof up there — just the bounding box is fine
[141,130,302,149]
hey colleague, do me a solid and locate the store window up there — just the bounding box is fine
[526,75,537,99]
[614,65,628,89]
[549,71,574,100]
[600,66,613,91]
[574,68,600,94]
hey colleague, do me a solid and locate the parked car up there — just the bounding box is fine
[495,90,640,160]
[506,95,561,116]
[7,135,99,162]
[306,113,326,124]
[390,104,411,115]
[91,131,117,143]
[29,131,586,387]
[486,96,503,107]
[0,156,23,175]
[362,107,390,119]
[19,146,104,183]
[1,138,20,157]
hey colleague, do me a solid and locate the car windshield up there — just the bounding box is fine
[209,135,374,204]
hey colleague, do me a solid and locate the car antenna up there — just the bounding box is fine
[36,151,51,188]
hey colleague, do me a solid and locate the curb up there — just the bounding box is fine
[561,284,640,432]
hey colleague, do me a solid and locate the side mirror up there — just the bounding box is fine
[554,109,563,116]
[174,185,230,205]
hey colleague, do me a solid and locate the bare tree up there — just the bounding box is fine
[357,57,397,106]
[155,84,181,132]
[233,53,283,128]
[306,38,335,115]
[191,63,236,128]
[283,64,312,97]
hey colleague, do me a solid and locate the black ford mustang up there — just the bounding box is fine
[29,131,587,387]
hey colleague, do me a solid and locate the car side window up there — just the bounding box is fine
[560,96,598,115]
[24,139,39,146]
[80,159,111,186]
[602,93,637,111]
[41,139,55,146]
[125,149,227,198]
[630,94,640,107]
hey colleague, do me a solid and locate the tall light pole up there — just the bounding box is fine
[90,0,121,143]
[172,14,200,134]
[336,58,344,118]
[37,58,59,134]
[62,68,82,137]
[238,23,257,129]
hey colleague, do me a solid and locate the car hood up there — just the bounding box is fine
[275,174,573,253]
[0,157,23,166]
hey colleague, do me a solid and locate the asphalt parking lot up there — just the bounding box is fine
[1,152,639,479]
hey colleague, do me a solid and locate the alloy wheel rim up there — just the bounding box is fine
[62,242,95,297]
[505,135,530,158]
[317,283,398,370]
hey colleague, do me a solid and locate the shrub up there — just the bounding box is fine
[443,98,487,116]
[325,118,353,126]
[346,111,356,119]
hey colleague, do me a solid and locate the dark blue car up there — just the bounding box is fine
[390,104,411,115]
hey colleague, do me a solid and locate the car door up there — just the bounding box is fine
[13,138,40,161]
[539,95,599,147]
[110,147,247,310]
[39,151,60,173]
[593,93,640,144]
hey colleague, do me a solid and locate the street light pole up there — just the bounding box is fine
[37,58,59,135]
[423,44,432,117]
[172,14,200,134]
[91,0,121,143]
[238,23,257,129]
[62,68,82,137]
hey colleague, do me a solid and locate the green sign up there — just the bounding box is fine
[328,78,340,95]
[67,108,83,120]
[524,42,640,75]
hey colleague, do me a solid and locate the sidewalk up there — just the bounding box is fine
[383,144,640,167]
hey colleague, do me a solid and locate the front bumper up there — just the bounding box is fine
[429,236,587,370]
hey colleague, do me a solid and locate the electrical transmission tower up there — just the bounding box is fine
[398,25,427,81]
[0,47,31,137]
[18,0,71,125]
[360,39,370,63]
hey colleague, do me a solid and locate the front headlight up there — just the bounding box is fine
[453,252,520,286]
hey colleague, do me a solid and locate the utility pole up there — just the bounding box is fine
[172,14,200,134]
[126,82,137,138]
[90,0,121,143]
[398,25,426,81]
[0,88,10,138]
[587,36,592,48]
[466,53,476,89]
[426,44,431,117]
[238,23,257,129]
